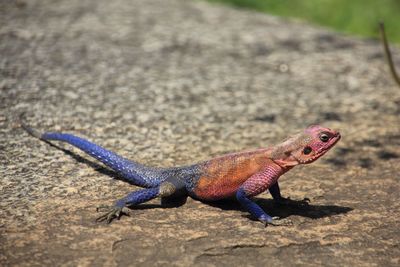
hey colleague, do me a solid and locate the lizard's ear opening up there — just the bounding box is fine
[303,146,312,155]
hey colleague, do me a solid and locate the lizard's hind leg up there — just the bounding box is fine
[96,180,186,223]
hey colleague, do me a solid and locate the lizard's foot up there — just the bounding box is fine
[275,196,310,207]
[96,204,113,212]
[96,205,127,224]
[258,215,293,227]
[268,216,293,226]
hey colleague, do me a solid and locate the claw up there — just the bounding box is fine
[96,204,112,212]
[297,197,311,206]
[96,206,124,224]
[268,217,293,226]
[275,196,310,207]
[259,216,293,227]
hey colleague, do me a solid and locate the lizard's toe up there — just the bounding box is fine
[96,204,112,212]
[96,206,124,223]
[275,197,310,207]
[258,214,273,227]
[301,197,311,205]
[268,216,293,226]
[259,216,293,227]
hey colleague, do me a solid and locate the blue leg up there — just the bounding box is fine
[116,188,160,207]
[96,181,182,223]
[40,132,162,188]
[236,188,292,226]
[96,187,160,223]
[236,188,273,224]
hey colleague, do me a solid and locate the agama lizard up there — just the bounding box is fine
[20,118,340,226]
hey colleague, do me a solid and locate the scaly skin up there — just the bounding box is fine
[20,116,340,226]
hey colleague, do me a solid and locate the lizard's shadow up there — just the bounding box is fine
[135,197,353,220]
[45,142,139,185]
[202,198,353,220]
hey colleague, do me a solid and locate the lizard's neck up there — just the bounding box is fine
[268,134,304,168]
[272,158,298,169]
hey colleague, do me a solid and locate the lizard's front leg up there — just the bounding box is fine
[236,165,292,226]
[269,182,310,207]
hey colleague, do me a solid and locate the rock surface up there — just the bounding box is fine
[1,0,400,266]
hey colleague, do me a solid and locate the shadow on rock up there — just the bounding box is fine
[203,198,353,221]
[45,142,137,184]
[132,195,189,210]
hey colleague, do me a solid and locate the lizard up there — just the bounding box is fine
[20,117,340,226]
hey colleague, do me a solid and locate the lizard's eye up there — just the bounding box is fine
[303,146,312,155]
[319,133,330,142]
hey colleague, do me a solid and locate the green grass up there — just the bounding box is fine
[206,0,400,44]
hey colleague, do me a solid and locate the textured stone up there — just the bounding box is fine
[1,0,399,266]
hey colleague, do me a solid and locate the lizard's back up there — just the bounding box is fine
[177,148,272,200]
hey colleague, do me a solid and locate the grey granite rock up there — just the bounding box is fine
[1,0,399,266]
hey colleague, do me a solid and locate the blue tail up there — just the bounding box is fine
[18,114,168,188]
[40,132,165,187]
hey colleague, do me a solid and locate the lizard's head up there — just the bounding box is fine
[294,125,341,164]
[272,125,340,167]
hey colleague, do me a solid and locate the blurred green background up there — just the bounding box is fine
[207,0,400,44]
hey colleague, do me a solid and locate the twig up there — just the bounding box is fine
[379,22,400,87]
